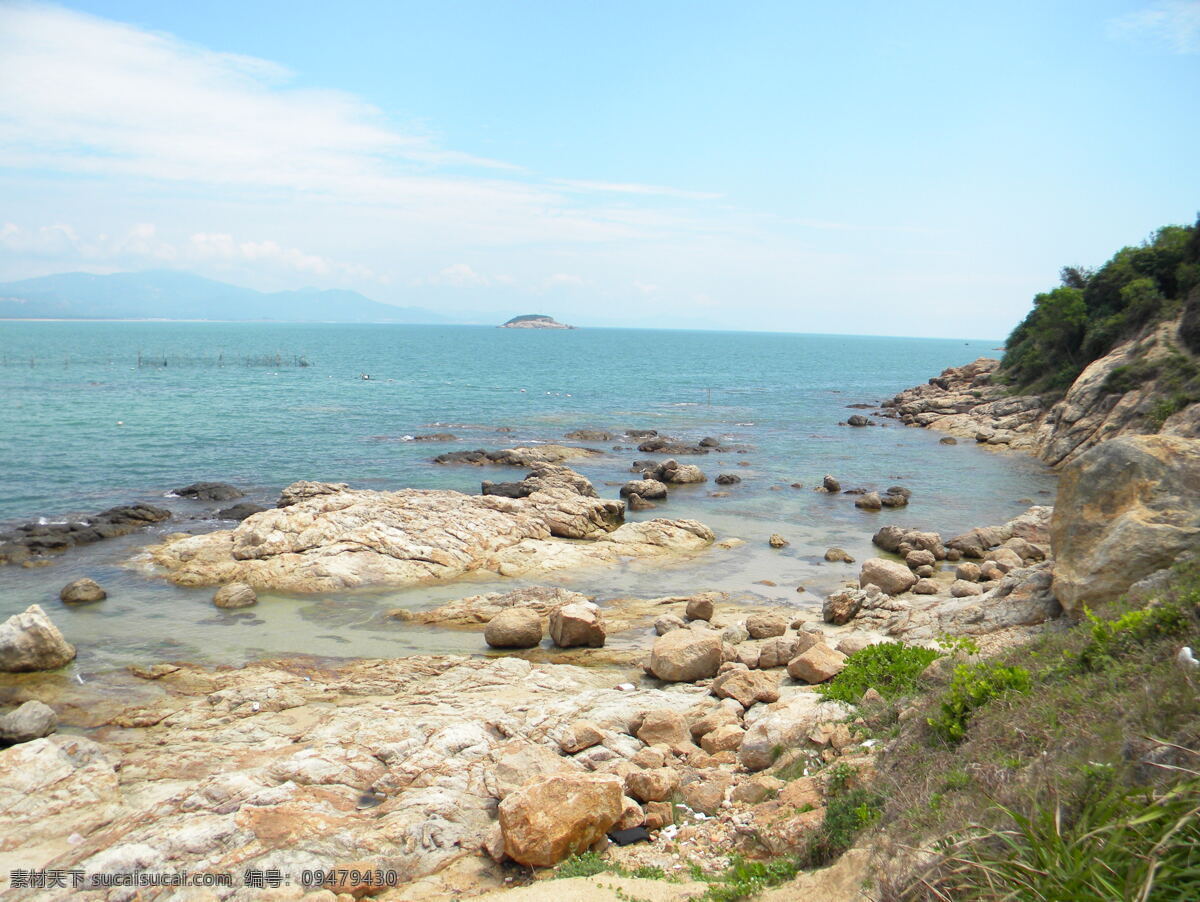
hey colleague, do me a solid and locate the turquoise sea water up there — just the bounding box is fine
[0,322,1056,671]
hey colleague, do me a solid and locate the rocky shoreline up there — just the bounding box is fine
[879,317,1199,467]
[1,393,1196,899]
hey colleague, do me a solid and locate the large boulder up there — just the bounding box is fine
[648,630,723,682]
[498,773,625,867]
[0,605,76,672]
[548,602,606,648]
[484,608,544,649]
[738,695,852,771]
[1052,435,1200,612]
[859,558,918,596]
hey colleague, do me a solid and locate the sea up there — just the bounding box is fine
[0,322,1057,673]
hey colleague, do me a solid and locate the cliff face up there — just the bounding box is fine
[883,317,1199,467]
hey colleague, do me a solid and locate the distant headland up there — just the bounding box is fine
[499,314,575,330]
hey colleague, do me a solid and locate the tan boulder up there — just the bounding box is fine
[758,632,818,668]
[768,534,789,548]
[485,607,544,649]
[700,724,746,754]
[648,630,723,682]
[549,602,606,648]
[711,669,781,707]
[498,772,625,867]
[0,605,76,672]
[787,645,847,683]
[636,709,693,748]
[824,547,854,563]
[950,579,983,597]
[746,612,788,639]
[625,767,680,803]
[643,800,674,830]
[859,558,918,595]
[685,594,715,621]
[614,795,645,830]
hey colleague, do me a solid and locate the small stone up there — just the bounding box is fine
[643,801,674,830]
[939,437,958,445]
[835,635,872,656]
[59,578,106,604]
[213,583,257,609]
[768,534,789,548]
[615,795,645,830]
[824,548,854,563]
[913,578,941,595]
[822,475,841,493]
[559,721,605,754]
[715,474,741,485]
[636,709,693,748]
[855,492,882,511]
[626,493,657,511]
[905,549,936,569]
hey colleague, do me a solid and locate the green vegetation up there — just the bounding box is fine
[926,661,1032,743]
[918,779,1200,901]
[816,642,941,705]
[1000,217,1200,395]
[874,563,1200,899]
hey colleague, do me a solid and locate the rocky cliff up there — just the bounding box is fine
[883,315,1199,467]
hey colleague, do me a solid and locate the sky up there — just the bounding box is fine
[0,1,1197,336]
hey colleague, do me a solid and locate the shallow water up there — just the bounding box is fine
[0,323,1056,671]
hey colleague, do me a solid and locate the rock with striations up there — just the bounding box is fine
[212,583,257,609]
[59,578,106,604]
[548,602,606,648]
[1052,435,1200,611]
[0,700,58,744]
[0,605,76,672]
[144,467,715,593]
[649,630,723,682]
[485,608,544,649]
[498,773,623,866]
[859,558,918,596]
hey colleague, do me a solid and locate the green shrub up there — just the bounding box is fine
[1079,603,1190,670]
[554,851,610,879]
[802,788,884,868]
[700,855,802,901]
[816,642,941,705]
[927,662,1032,743]
[916,779,1200,900]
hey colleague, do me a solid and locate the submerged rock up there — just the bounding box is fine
[213,583,257,609]
[173,482,244,502]
[60,578,106,604]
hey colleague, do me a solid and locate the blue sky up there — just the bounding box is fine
[0,1,1197,335]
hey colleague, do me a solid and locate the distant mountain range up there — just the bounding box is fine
[0,271,452,323]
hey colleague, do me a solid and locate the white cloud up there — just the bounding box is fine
[543,273,585,290]
[0,2,718,252]
[1109,1,1200,53]
[634,281,659,295]
[424,263,492,287]
[0,221,375,280]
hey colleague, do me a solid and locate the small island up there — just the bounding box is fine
[499,314,575,330]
